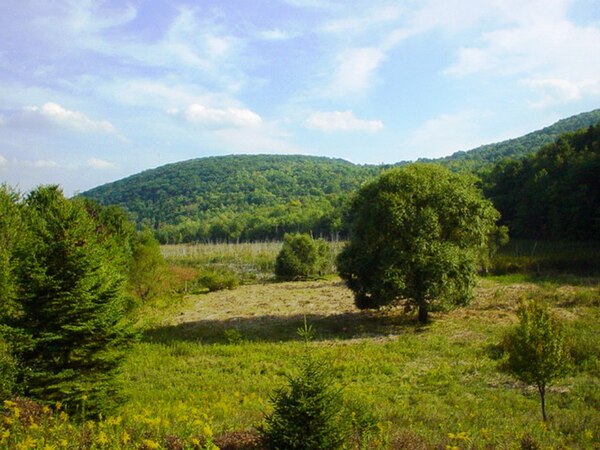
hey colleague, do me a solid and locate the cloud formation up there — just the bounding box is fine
[305,110,383,132]
[171,104,263,129]
[22,103,117,134]
[87,158,115,169]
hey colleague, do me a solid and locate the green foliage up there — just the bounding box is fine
[196,267,240,292]
[0,338,17,400]
[82,155,382,243]
[427,108,600,173]
[80,110,600,245]
[259,320,347,450]
[275,233,331,281]
[338,164,504,322]
[128,229,169,300]
[485,122,600,240]
[10,185,134,417]
[0,184,23,323]
[504,300,571,421]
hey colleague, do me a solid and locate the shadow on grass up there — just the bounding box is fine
[142,310,425,345]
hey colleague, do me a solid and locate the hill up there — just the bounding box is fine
[83,155,382,243]
[82,109,600,243]
[419,108,600,172]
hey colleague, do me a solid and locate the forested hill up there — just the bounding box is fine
[82,155,382,242]
[419,108,600,172]
[82,109,600,243]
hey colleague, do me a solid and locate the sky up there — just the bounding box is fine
[1,0,599,196]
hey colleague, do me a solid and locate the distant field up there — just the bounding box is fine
[120,272,599,448]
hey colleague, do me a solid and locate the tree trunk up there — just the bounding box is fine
[418,303,428,322]
[538,383,547,421]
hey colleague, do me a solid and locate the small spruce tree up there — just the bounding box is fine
[259,319,347,450]
[504,300,571,421]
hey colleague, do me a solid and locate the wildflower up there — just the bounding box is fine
[81,395,88,401]
[59,411,68,422]
[1,429,10,441]
[203,424,213,438]
[445,446,459,450]
[59,439,68,448]
[3,400,16,408]
[54,402,62,411]
[16,436,36,450]
[96,431,109,445]
[106,415,122,426]
[43,445,57,450]
[121,431,131,444]
[141,438,160,449]
[190,437,201,446]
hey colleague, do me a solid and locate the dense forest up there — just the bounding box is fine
[83,155,383,243]
[485,123,599,240]
[82,109,600,243]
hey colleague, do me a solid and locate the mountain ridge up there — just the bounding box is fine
[82,108,600,243]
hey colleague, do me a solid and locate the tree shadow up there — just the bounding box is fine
[142,310,426,345]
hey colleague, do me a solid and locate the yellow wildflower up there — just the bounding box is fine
[54,401,62,411]
[96,430,109,445]
[141,438,160,449]
[42,405,50,414]
[1,429,10,441]
[122,431,131,444]
[43,445,57,450]
[59,439,68,448]
[3,400,16,408]
[203,424,213,438]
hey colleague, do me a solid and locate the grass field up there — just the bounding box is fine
[3,242,599,449]
[119,270,599,449]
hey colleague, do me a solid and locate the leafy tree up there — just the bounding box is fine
[11,186,134,417]
[338,164,504,322]
[504,300,571,421]
[0,184,23,324]
[275,233,330,281]
[128,229,169,301]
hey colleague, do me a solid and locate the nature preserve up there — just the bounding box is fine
[1,2,600,450]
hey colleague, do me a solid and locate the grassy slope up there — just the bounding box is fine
[121,274,599,449]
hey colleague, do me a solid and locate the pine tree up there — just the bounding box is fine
[13,186,134,417]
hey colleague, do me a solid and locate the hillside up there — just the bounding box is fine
[82,109,600,243]
[420,108,600,172]
[83,155,382,242]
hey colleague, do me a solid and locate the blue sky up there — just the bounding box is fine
[1,0,599,195]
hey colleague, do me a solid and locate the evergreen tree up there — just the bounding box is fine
[12,186,134,417]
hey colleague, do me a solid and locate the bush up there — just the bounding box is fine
[196,267,239,292]
[275,233,330,281]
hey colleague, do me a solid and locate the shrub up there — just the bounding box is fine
[504,300,571,421]
[275,233,330,281]
[196,267,239,292]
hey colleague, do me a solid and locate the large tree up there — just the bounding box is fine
[11,186,134,416]
[338,164,505,322]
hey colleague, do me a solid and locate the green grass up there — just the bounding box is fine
[4,241,599,449]
[115,275,600,449]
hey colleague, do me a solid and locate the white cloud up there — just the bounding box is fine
[405,110,493,159]
[25,159,60,169]
[330,47,386,96]
[176,104,262,128]
[22,102,117,134]
[258,29,294,40]
[305,110,383,132]
[443,14,600,107]
[87,158,115,169]
[0,154,6,166]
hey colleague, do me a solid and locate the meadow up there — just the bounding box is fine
[2,241,599,449]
